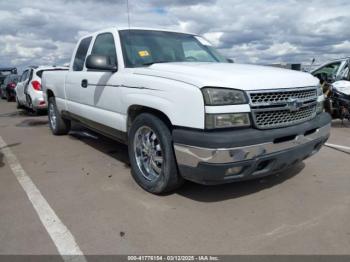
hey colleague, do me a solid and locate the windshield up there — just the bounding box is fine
[119,30,228,67]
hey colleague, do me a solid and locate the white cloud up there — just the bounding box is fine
[0,0,350,72]
[203,32,224,46]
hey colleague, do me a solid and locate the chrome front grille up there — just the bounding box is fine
[249,88,317,106]
[253,104,316,129]
[248,87,318,129]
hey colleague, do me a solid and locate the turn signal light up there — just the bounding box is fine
[31,80,41,91]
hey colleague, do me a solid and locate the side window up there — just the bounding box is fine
[21,70,28,82]
[28,69,33,81]
[91,33,117,66]
[338,63,349,80]
[73,37,92,71]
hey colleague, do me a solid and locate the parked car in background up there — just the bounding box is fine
[16,66,68,113]
[1,74,20,101]
[313,58,350,122]
[0,67,17,99]
[42,28,330,194]
[311,57,350,83]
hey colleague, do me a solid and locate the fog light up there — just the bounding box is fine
[225,166,243,176]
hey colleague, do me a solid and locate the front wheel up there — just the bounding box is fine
[128,113,183,194]
[48,97,71,135]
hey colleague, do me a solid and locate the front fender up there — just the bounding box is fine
[123,91,204,130]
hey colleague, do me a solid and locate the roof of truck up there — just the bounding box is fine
[117,27,195,34]
[79,27,197,40]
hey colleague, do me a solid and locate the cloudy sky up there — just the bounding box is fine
[1,0,350,72]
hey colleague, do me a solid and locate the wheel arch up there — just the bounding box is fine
[127,105,173,133]
[46,89,55,99]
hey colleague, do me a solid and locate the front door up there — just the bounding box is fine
[79,32,124,132]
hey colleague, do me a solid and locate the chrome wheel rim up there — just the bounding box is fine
[133,126,163,181]
[49,103,57,130]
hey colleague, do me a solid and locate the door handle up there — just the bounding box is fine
[81,79,88,88]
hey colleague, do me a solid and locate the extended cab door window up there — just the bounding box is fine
[73,37,92,71]
[91,33,117,66]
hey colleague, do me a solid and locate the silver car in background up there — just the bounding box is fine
[16,66,68,114]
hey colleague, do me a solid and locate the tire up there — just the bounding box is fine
[26,95,35,112]
[128,113,183,194]
[48,97,71,135]
[16,96,23,109]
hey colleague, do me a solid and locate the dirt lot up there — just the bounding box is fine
[0,99,350,256]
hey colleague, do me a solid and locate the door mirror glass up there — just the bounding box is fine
[86,54,117,72]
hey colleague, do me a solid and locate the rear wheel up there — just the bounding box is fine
[48,97,71,135]
[16,96,24,109]
[128,113,183,194]
[26,95,36,113]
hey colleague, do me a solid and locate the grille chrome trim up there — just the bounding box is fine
[248,87,317,107]
[252,104,317,129]
[248,87,318,129]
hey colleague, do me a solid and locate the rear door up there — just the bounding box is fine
[79,32,124,131]
[16,70,29,103]
[65,36,92,115]
[24,69,33,96]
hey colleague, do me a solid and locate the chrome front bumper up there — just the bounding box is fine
[174,123,331,168]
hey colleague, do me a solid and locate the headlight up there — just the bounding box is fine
[202,87,247,105]
[205,113,250,129]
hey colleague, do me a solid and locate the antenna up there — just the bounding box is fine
[309,57,315,72]
[126,0,131,29]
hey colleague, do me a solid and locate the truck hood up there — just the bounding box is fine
[133,62,319,90]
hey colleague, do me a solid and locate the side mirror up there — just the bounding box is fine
[86,55,117,72]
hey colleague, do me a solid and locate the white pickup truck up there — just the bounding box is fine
[42,27,331,194]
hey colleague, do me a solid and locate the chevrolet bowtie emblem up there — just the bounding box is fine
[287,98,303,112]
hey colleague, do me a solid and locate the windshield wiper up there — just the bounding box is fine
[142,60,173,66]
